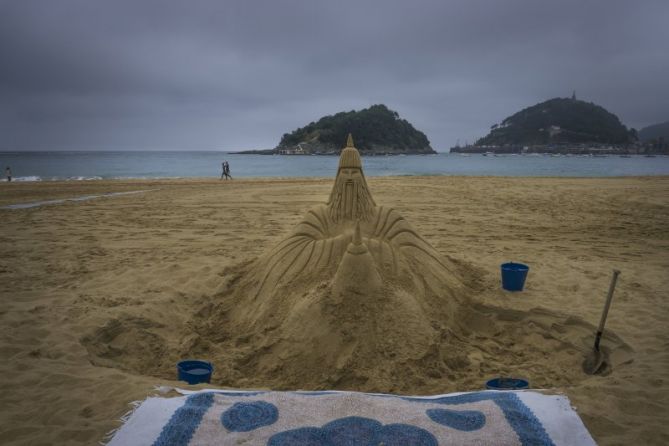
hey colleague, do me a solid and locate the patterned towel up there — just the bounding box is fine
[108,389,595,446]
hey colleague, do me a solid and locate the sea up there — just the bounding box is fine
[1,151,669,181]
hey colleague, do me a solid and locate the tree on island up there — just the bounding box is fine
[276,104,435,154]
[475,97,632,146]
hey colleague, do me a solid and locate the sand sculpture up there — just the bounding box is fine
[196,135,631,391]
[79,135,633,395]
[203,135,480,389]
[252,134,467,306]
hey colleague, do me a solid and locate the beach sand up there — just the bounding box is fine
[0,176,668,445]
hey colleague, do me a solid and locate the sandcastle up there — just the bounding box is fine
[197,135,631,391]
[81,135,632,394]
[199,135,478,389]
[252,133,468,308]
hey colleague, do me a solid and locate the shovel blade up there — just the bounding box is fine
[583,350,604,375]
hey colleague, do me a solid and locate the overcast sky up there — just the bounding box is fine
[1,0,668,151]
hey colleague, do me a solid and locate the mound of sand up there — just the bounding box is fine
[195,137,476,389]
[75,136,635,395]
[79,138,633,395]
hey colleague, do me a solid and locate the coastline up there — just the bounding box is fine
[1,176,668,445]
[3,152,669,181]
[3,174,669,208]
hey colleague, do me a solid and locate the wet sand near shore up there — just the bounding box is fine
[0,176,668,445]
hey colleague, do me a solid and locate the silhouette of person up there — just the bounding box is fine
[5,166,11,182]
[222,161,232,180]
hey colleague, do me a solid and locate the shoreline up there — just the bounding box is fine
[2,175,669,208]
[3,153,669,183]
[2,172,669,182]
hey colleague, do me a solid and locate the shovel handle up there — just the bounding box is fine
[594,269,620,350]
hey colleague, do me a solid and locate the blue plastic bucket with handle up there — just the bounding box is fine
[486,377,529,390]
[177,360,213,385]
[501,262,529,291]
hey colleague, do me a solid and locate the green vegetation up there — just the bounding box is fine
[476,98,632,146]
[277,104,434,154]
[639,121,669,142]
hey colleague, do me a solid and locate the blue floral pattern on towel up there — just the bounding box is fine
[151,390,555,446]
[153,392,214,446]
[267,416,437,446]
[221,400,278,432]
[426,408,486,431]
[403,392,554,445]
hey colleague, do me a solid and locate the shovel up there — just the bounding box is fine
[583,269,621,374]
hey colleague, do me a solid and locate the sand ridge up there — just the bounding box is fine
[0,176,668,445]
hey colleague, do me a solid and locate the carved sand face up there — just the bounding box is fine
[329,167,375,223]
[340,168,362,220]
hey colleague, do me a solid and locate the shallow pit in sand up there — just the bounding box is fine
[79,261,633,395]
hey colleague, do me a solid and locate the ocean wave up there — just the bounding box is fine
[109,176,184,180]
[11,175,108,182]
[66,176,104,181]
[7,175,193,183]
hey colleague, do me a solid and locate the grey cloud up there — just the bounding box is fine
[1,0,667,150]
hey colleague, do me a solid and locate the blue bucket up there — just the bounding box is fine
[501,262,529,291]
[177,360,213,385]
[485,377,529,390]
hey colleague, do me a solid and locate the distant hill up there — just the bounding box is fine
[275,104,435,154]
[638,121,669,142]
[475,97,633,146]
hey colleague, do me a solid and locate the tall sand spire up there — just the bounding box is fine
[346,133,354,148]
[332,220,382,297]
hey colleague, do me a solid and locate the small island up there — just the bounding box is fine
[639,120,669,151]
[451,95,667,155]
[236,104,436,155]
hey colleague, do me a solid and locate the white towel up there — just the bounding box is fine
[108,389,596,446]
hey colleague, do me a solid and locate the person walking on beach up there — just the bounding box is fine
[221,161,232,180]
[5,166,11,182]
